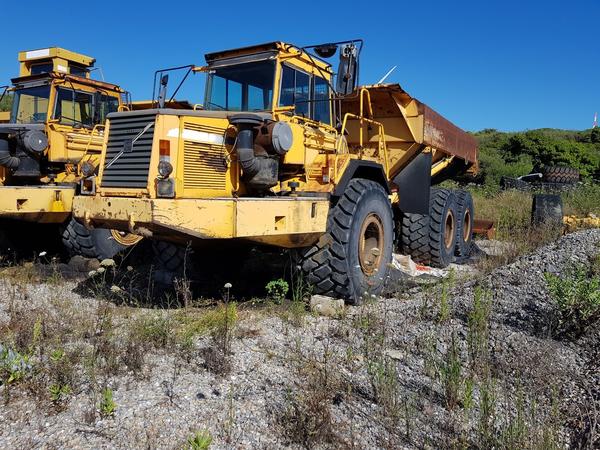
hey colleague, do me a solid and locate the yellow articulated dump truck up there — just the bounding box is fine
[0,47,141,258]
[73,40,477,302]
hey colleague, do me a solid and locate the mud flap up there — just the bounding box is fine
[394,152,432,214]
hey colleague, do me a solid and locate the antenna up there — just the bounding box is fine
[376,65,397,85]
[593,112,598,129]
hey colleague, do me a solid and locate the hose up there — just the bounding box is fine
[0,139,19,169]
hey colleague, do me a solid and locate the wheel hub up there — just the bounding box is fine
[444,210,456,250]
[359,213,384,276]
[110,229,143,246]
[462,209,472,242]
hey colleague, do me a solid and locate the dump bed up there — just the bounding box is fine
[340,83,477,180]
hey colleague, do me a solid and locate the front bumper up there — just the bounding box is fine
[73,195,330,248]
[0,186,74,223]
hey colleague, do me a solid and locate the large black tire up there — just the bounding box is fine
[299,178,394,304]
[152,240,191,285]
[531,194,563,226]
[541,166,579,184]
[62,218,140,260]
[455,190,474,259]
[400,188,458,268]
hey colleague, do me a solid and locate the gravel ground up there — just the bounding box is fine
[0,229,598,449]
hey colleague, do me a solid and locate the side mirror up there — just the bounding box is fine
[158,74,169,108]
[336,43,359,96]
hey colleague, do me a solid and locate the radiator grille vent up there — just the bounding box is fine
[182,123,227,191]
[102,113,156,188]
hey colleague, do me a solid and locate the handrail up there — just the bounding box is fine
[336,87,390,177]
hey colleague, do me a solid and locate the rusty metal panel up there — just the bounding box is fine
[420,103,478,164]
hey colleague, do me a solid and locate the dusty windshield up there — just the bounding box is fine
[11,85,51,123]
[205,60,275,111]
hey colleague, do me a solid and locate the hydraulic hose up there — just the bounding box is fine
[0,139,19,169]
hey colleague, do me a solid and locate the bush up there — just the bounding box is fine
[545,265,600,337]
[265,279,289,304]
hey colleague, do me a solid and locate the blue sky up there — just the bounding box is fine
[2,0,598,132]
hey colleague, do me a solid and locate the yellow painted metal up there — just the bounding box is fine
[0,112,9,123]
[18,47,95,77]
[0,186,73,223]
[563,214,600,232]
[74,195,329,248]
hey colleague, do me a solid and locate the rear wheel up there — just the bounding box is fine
[455,190,474,259]
[400,188,458,268]
[62,218,142,260]
[300,178,394,304]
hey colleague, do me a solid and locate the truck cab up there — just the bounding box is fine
[0,48,141,260]
[0,48,124,190]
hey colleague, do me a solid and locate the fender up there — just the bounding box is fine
[333,159,390,197]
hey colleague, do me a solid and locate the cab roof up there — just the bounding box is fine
[204,41,332,73]
[10,72,124,93]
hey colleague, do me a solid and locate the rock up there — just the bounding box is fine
[68,255,100,273]
[384,349,404,361]
[68,256,88,273]
[86,259,101,271]
[310,295,345,318]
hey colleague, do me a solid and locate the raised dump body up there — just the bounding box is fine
[340,83,477,182]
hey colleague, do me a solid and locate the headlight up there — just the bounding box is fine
[158,160,173,178]
[80,161,96,177]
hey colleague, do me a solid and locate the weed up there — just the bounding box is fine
[185,429,212,450]
[545,264,600,337]
[0,344,32,384]
[278,341,346,448]
[438,270,455,323]
[438,333,462,410]
[467,286,492,368]
[368,357,402,425]
[477,377,497,447]
[132,313,174,349]
[49,383,71,404]
[278,300,308,328]
[99,386,116,417]
[265,278,289,304]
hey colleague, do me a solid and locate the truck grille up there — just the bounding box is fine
[182,123,227,191]
[101,113,157,189]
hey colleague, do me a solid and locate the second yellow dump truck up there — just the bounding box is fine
[73,40,478,302]
[0,47,142,258]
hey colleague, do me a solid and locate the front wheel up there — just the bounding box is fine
[62,218,142,260]
[300,178,394,304]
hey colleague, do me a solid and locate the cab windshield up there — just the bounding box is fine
[205,60,275,111]
[11,85,51,123]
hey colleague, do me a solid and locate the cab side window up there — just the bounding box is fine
[313,76,331,124]
[279,65,331,125]
[97,95,120,123]
[54,88,93,127]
